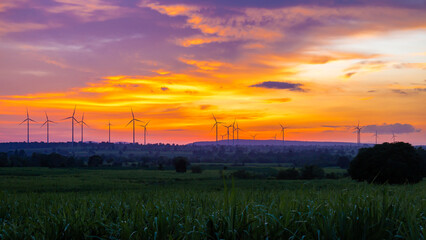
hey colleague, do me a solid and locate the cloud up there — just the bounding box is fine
[345,72,356,78]
[415,88,426,92]
[265,98,291,103]
[393,63,426,70]
[250,81,307,92]
[161,87,169,91]
[392,89,407,95]
[363,123,421,134]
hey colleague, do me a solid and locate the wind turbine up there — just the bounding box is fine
[221,133,227,141]
[273,133,277,141]
[391,132,397,143]
[279,124,287,144]
[108,121,112,143]
[211,114,223,143]
[41,112,55,143]
[251,134,257,141]
[373,130,378,145]
[353,121,363,145]
[232,119,236,145]
[139,120,150,145]
[223,124,233,145]
[79,113,88,143]
[126,108,143,144]
[19,108,36,143]
[235,122,242,144]
[63,106,79,146]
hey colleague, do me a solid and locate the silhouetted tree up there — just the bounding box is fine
[416,147,426,177]
[300,165,324,179]
[173,156,188,173]
[349,142,423,184]
[88,155,103,167]
[0,152,8,167]
[277,168,299,180]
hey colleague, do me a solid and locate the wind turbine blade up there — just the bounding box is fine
[212,114,217,122]
[210,124,216,131]
[83,122,89,127]
[19,119,27,125]
[28,118,37,122]
[45,111,48,120]
[126,119,134,126]
[146,120,150,126]
[131,108,134,119]
[62,117,72,120]
[72,105,76,117]
[26,108,29,118]
[134,119,144,123]
[41,121,47,127]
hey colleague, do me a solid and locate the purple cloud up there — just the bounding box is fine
[363,123,421,134]
[250,81,307,92]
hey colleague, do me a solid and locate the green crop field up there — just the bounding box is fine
[0,167,424,239]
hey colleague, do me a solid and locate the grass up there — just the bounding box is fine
[0,167,424,239]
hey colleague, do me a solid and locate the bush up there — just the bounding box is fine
[173,157,188,173]
[191,165,203,173]
[88,155,103,167]
[300,165,324,179]
[231,170,254,179]
[325,172,339,179]
[349,142,423,184]
[277,168,299,180]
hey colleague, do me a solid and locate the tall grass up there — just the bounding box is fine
[0,168,424,239]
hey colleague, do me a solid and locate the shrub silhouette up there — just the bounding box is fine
[300,165,324,179]
[173,156,188,173]
[277,168,299,180]
[349,142,423,184]
[88,155,103,167]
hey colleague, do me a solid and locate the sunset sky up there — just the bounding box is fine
[0,0,425,144]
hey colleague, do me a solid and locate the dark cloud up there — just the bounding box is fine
[250,81,307,92]
[415,88,426,92]
[368,90,376,93]
[363,123,421,134]
[392,89,407,95]
[199,104,214,110]
[161,87,169,91]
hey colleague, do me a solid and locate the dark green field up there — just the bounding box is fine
[0,167,425,239]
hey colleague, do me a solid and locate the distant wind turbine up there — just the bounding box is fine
[353,121,363,145]
[211,114,223,143]
[41,112,55,143]
[63,106,79,146]
[235,122,242,144]
[391,132,397,143]
[108,121,112,143]
[279,124,287,144]
[221,133,227,141]
[19,108,36,143]
[374,130,378,145]
[273,133,277,141]
[232,118,236,145]
[139,120,150,145]
[223,124,233,145]
[79,113,88,143]
[251,134,257,141]
[126,108,143,144]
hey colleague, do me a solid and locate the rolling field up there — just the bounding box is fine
[0,167,425,239]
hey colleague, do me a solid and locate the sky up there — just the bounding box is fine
[0,0,425,145]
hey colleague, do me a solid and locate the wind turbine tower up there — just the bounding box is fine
[391,132,397,143]
[251,134,257,141]
[354,121,363,145]
[63,106,79,146]
[224,124,232,145]
[108,121,112,143]
[79,113,88,143]
[140,120,150,145]
[19,108,36,143]
[280,124,287,144]
[211,114,223,143]
[374,130,378,145]
[235,122,242,144]
[41,112,55,143]
[126,108,143,144]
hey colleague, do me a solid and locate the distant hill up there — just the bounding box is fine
[192,139,365,146]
